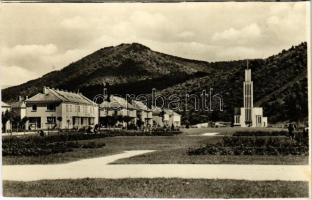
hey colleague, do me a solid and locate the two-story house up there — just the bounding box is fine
[25,87,98,130]
[99,95,137,128]
[132,100,153,128]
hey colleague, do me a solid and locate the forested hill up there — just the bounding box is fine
[155,42,307,124]
[2,42,307,124]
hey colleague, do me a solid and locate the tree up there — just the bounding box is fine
[2,110,13,133]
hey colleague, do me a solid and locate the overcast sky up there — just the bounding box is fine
[0,2,309,87]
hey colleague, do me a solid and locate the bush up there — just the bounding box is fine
[2,134,107,156]
[233,131,289,137]
[188,136,308,156]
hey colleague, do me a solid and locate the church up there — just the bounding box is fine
[233,62,268,127]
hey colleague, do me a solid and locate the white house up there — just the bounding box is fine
[165,109,181,128]
[25,87,98,130]
[132,100,153,128]
[234,63,268,127]
[151,106,181,128]
[151,106,165,128]
[99,95,137,128]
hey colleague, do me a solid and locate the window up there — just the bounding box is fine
[70,105,72,112]
[47,104,56,111]
[76,105,80,112]
[32,105,37,112]
[66,105,69,112]
[47,117,56,124]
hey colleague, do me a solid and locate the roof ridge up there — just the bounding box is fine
[48,88,69,102]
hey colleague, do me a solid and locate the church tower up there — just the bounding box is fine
[243,60,253,126]
[233,60,268,127]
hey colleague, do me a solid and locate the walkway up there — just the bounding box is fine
[2,150,310,182]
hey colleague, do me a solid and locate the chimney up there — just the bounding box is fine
[43,86,48,94]
[25,96,28,100]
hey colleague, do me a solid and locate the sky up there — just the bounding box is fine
[0,2,310,87]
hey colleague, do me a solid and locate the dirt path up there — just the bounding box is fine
[2,150,310,182]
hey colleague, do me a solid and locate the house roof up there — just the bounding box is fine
[1,101,11,108]
[150,106,162,115]
[26,87,96,105]
[164,109,181,116]
[132,100,150,111]
[99,95,135,110]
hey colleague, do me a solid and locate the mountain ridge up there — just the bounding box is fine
[2,42,308,124]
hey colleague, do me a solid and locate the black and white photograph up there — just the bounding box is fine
[0,1,311,198]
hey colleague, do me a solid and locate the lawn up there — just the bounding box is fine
[112,148,308,165]
[2,135,210,165]
[3,133,308,165]
[3,178,309,198]
[180,127,288,136]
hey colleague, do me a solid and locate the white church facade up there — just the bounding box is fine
[234,63,268,127]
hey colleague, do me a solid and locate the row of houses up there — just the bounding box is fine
[1,87,181,132]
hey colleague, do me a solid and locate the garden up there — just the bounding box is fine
[2,129,181,157]
[188,136,308,156]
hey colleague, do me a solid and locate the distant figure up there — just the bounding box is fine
[288,123,296,140]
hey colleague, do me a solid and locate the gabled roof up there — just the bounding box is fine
[164,109,181,116]
[1,101,11,108]
[25,92,63,104]
[151,106,162,115]
[99,95,135,110]
[132,100,150,111]
[26,87,96,105]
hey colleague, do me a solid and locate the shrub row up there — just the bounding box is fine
[2,130,179,156]
[2,139,106,156]
[188,136,309,156]
[233,131,289,137]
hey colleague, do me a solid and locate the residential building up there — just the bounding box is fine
[164,109,181,128]
[234,63,268,127]
[99,95,137,128]
[25,87,98,130]
[132,100,153,128]
[151,106,165,128]
[151,106,181,128]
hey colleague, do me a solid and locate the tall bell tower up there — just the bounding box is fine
[243,60,253,126]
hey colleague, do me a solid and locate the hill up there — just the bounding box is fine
[2,42,308,124]
[155,42,307,124]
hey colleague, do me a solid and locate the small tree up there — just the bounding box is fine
[21,117,29,130]
[2,110,13,133]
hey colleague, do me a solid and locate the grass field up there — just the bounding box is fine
[3,178,309,198]
[2,135,211,165]
[3,128,308,165]
[180,127,288,135]
[112,148,308,165]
